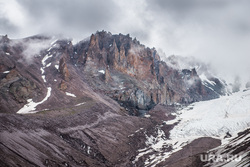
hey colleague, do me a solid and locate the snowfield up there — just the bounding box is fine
[169,89,250,141]
[134,89,250,166]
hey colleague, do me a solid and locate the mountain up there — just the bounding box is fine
[0,31,249,167]
[0,31,226,114]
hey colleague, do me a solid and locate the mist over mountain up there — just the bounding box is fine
[0,31,249,166]
[1,0,250,85]
[1,0,250,166]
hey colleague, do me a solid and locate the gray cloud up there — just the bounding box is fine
[0,0,118,39]
[1,0,250,83]
[20,0,116,31]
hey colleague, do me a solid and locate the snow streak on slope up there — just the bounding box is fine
[204,128,250,167]
[17,87,52,114]
[65,92,76,97]
[17,40,58,114]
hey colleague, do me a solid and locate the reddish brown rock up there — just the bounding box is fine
[70,31,225,109]
[6,69,19,80]
[58,80,67,90]
[105,66,112,83]
[59,57,70,81]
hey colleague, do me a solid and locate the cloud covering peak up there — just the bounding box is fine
[1,0,250,82]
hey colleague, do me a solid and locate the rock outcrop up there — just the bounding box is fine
[59,57,70,81]
[71,31,226,110]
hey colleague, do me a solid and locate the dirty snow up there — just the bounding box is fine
[65,92,76,97]
[169,90,250,141]
[206,129,250,167]
[163,118,180,125]
[17,87,52,114]
[134,89,250,166]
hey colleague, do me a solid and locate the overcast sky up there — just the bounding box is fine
[1,0,250,82]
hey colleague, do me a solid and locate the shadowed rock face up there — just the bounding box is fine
[0,32,229,166]
[72,31,225,110]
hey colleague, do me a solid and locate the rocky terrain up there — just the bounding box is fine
[0,31,249,167]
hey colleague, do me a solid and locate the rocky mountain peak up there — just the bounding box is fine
[68,31,227,110]
[0,35,9,43]
[0,31,227,114]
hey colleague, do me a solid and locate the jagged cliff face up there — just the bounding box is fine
[0,31,226,114]
[72,31,225,111]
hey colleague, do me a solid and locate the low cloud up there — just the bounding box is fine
[1,0,250,83]
[16,38,55,64]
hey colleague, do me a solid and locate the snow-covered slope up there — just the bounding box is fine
[204,128,250,167]
[166,55,230,95]
[133,89,250,166]
[167,89,250,165]
[169,89,250,141]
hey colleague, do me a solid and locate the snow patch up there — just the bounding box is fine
[46,63,51,67]
[47,47,53,51]
[133,126,176,166]
[55,65,59,70]
[98,70,105,74]
[5,52,10,55]
[164,119,180,125]
[40,67,44,74]
[42,54,53,66]
[65,92,76,97]
[17,87,52,114]
[42,75,46,82]
[87,146,91,154]
[3,71,10,74]
[75,102,85,106]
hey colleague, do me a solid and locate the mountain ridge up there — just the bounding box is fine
[1,31,248,167]
[0,31,227,114]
